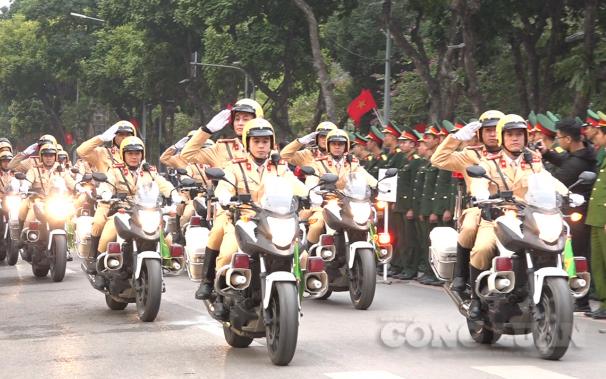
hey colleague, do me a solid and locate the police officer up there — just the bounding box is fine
[160,130,197,169]
[76,121,135,173]
[9,135,58,173]
[280,121,337,167]
[0,150,15,192]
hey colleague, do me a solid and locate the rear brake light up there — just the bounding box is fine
[320,235,335,246]
[378,232,391,245]
[232,253,250,269]
[190,216,202,227]
[570,212,583,222]
[29,221,40,231]
[307,256,325,273]
[170,244,184,257]
[574,257,588,273]
[494,257,513,272]
[107,242,121,254]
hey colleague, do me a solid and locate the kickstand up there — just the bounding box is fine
[377,263,392,285]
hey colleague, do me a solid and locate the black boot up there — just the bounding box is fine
[468,266,482,321]
[452,244,471,293]
[82,236,101,274]
[195,248,219,300]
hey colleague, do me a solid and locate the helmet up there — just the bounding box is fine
[242,118,275,151]
[478,110,505,143]
[119,136,145,161]
[0,140,12,153]
[316,121,338,136]
[203,139,215,149]
[57,150,69,161]
[0,150,13,161]
[496,114,528,146]
[326,129,350,152]
[38,143,57,160]
[38,134,57,147]
[114,120,136,136]
[232,98,263,120]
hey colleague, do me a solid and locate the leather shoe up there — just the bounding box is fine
[591,309,606,319]
[574,302,591,313]
[469,299,481,320]
[195,282,213,300]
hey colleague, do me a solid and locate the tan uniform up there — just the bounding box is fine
[0,169,16,193]
[280,139,325,167]
[431,134,489,248]
[468,152,567,270]
[76,136,122,173]
[305,155,378,243]
[97,163,175,252]
[180,163,212,229]
[160,146,188,169]
[22,163,77,224]
[9,153,38,173]
[214,155,308,268]
[181,129,246,251]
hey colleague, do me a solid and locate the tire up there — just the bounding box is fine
[223,326,253,348]
[0,239,5,261]
[32,264,49,277]
[317,288,332,300]
[266,282,299,366]
[105,294,128,310]
[50,235,67,282]
[532,277,573,360]
[6,237,18,266]
[135,259,162,322]
[348,249,376,310]
[467,318,501,344]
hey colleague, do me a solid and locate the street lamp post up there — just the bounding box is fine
[189,52,255,99]
[69,12,106,23]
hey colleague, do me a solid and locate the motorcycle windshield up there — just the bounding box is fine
[343,172,370,201]
[525,172,558,210]
[135,181,161,208]
[259,176,295,216]
[49,176,67,193]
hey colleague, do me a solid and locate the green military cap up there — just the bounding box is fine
[398,125,419,141]
[598,111,606,121]
[353,132,368,146]
[587,109,601,125]
[366,125,384,144]
[536,113,557,138]
[442,120,456,134]
[528,111,538,128]
[547,111,560,123]
[382,123,401,138]
[424,124,441,136]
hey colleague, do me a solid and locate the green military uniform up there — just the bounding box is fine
[365,126,388,179]
[585,153,606,312]
[411,156,428,277]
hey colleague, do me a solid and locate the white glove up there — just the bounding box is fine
[453,121,482,141]
[474,188,490,202]
[171,191,185,205]
[75,184,86,194]
[310,190,323,207]
[174,136,189,150]
[217,192,232,206]
[20,182,30,193]
[23,143,37,156]
[569,193,585,207]
[298,131,319,145]
[99,123,120,142]
[205,109,231,133]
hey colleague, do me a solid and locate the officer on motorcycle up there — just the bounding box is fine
[280,121,337,167]
[76,120,136,173]
[9,135,58,173]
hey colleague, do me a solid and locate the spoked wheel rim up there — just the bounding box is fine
[534,285,557,350]
[136,267,150,308]
[266,294,280,351]
[350,257,363,300]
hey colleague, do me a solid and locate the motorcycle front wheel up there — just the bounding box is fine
[532,277,573,360]
[265,282,299,366]
[6,237,18,266]
[50,234,67,282]
[348,248,376,310]
[135,258,162,322]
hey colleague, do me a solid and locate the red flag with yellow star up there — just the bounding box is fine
[347,89,377,126]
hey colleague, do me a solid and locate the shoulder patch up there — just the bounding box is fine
[554,146,565,154]
[113,163,125,168]
[465,145,483,151]
[231,157,247,163]
[315,156,327,161]
[485,152,502,160]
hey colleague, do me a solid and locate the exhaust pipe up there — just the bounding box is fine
[225,267,251,290]
[304,271,328,297]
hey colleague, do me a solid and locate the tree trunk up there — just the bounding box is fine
[572,0,598,117]
[509,35,530,115]
[292,0,337,122]
[539,0,565,110]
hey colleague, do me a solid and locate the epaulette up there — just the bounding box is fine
[465,145,483,150]
[554,146,565,154]
[113,163,125,168]
[413,154,420,159]
[381,154,388,161]
[351,156,359,163]
[366,156,373,161]
[485,152,502,160]
[315,156,327,161]
[232,157,247,163]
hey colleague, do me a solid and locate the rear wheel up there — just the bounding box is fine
[349,249,376,310]
[105,294,128,310]
[32,264,49,277]
[50,235,67,282]
[467,318,501,344]
[6,237,18,266]
[316,288,332,300]
[266,282,299,366]
[532,277,573,360]
[135,259,162,322]
[223,326,253,348]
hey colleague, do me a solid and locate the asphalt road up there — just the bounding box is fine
[1,258,605,379]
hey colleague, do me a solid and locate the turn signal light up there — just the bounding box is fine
[320,235,335,246]
[107,242,121,254]
[376,200,387,210]
[574,257,588,273]
[307,256,325,273]
[190,216,202,227]
[378,232,391,245]
[170,244,184,258]
[232,253,250,269]
[570,212,583,222]
[29,221,40,231]
[494,257,513,272]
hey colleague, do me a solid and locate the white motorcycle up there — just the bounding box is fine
[1,178,22,265]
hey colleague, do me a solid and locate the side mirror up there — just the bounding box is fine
[176,168,188,176]
[92,172,108,183]
[15,172,26,180]
[300,166,316,176]
[384,168,398,178]
[205,167,225,180]
[319,173,338,185]
[466,165,487,179]
[569,170,597,191]
[71,167,79,174]
[180,178,196,187]
[82,173,93,182]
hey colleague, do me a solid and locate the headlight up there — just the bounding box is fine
[350,201,371,225]
[47,197,73,220]
[5,196,21,212]
[267,216,296,249]
[139,210,161,234]
[533,212,563,243]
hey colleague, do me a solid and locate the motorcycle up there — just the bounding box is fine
[85,172,182,322]
[15,172,71,282]
[429,166,596,360]
[0,178,22,265]
[203,167,328,366]
[305,167,397,309]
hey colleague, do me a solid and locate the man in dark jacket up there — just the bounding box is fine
[539,118,597,312]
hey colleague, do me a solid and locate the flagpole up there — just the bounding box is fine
[372,107,386,127]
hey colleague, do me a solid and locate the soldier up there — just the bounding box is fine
[181,99,264,300]
[351,133,370,164]
[585,109,606,167]
[365,126,388,179]
[585,123,606,319]
[76,121,135,173]
[280,121,337,167]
